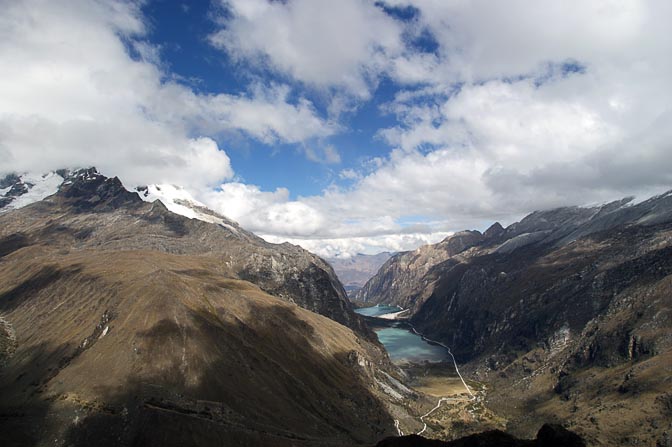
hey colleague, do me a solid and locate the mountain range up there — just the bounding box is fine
[357,192,672,445]
[2,168,667,445]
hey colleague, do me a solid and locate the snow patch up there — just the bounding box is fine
[376,378,403,400]
[0,172,64,212]
[136,184,239,232]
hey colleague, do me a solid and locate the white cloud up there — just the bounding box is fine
[374,0,672,217]
[3,0,671,260]
[0,0,334,189]
[261,232,451,259]
[198,171,466,257]
[304,144,341,165]
[150,82,337,145]
[385,0,660,83]
[197,0,672,258]
[211,0,405,98]
[339,169,360,181]
[201,183,327,236]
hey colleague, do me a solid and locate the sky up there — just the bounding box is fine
[1,0,671,258]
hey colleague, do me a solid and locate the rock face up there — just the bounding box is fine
[0,169,405,446]
[354,230,486,310]
[358,192,672,445]
[327,252,393,297]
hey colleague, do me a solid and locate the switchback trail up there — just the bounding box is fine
[407,323,476,436]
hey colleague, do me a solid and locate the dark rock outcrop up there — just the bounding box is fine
[58,168,142,212]
[375,424,585,447]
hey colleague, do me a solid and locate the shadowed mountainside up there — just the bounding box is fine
[357,192,672,445]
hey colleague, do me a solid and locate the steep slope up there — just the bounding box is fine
[354,230,487,309]
[0,248,395,446]
[327,252,393,297]
[0,169,408,446]
[357,192,672,445]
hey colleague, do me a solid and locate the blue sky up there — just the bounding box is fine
[2,0,671,257]
[141,0,405,198]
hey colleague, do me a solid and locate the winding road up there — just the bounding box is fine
[412,327,476,436]
[387,310,476,437]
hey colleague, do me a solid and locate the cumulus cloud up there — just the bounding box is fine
[384,0,660,83]
[200,183,327,236]
[211,0,405,99]
[0,0,334,188]
[198,174,458,257]
[198,0,672,257]
[3,0,670,259]
[261,232,452,260]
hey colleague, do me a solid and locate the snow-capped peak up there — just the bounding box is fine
[0,171,64,212]
[0,169,241,235]
[135,184,240,233]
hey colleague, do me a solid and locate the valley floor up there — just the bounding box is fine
[393,362,507,440]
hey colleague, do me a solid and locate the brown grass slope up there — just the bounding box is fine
[0,247,395,446]
[0,171,400,446]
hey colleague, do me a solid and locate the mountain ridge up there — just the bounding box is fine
[355,190,672,445]
[1,168,367,333]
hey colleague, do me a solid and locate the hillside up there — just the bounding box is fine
[0,169,411,446]
[357,192,672,445]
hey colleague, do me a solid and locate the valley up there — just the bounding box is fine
[1,169,669,446]
[354,193,672,446]
[353,306,504,441]
[327,253,393,297]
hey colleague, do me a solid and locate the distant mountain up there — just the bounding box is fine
[327,252,393,297]
[0,168,414,446]
[353,231,486,305]
[357,191,672,445]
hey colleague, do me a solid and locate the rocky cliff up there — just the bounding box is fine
[354,230,490,309]
[357,192,672,445]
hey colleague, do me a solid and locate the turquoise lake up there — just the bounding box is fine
[354,306,448,363]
